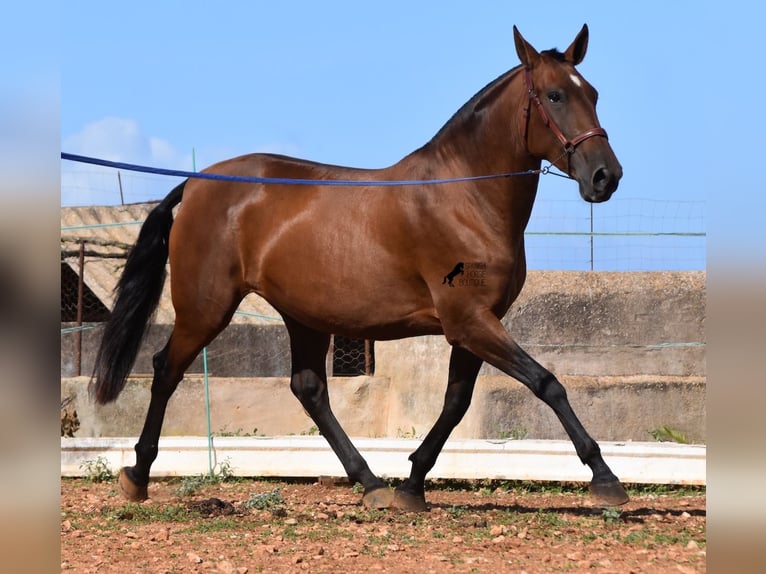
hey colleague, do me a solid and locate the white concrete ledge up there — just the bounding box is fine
[61,436,705,485]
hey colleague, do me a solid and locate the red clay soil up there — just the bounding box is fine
[61,478,706,573]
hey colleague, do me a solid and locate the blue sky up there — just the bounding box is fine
[57,2,757,270]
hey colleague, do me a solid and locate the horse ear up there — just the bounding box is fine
[564,24,589,66]
[513,25,540,68]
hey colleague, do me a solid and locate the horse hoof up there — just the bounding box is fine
[390,489,428,512]
[118,467,149,502]
[589,480,629,506]
[362,487,395,509]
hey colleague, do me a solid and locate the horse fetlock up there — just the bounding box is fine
[395,478,426,498]
[134,442,159,464]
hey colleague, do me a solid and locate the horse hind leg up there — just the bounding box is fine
[283,317,391,508]
[118,302,239,501]
[118,339,179,501]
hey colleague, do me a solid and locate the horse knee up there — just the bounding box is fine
[290,369,326,410]
[442,391,472,420]
[535,373,568,405]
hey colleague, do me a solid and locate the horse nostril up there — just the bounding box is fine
[592,167,610,191]
[592,166,620,196]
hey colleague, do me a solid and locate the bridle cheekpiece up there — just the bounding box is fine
[523,67,608,157]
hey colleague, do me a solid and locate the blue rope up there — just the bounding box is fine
[61,152,543,186]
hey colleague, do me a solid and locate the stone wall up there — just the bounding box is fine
[61,271,706,443]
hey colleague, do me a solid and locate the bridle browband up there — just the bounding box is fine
[523,66,607,157]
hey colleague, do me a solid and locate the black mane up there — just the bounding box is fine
[421,48,566,150]
[422,65,522,148]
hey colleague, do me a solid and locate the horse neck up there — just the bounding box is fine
[395,71,542,232]
[422,68,537,174]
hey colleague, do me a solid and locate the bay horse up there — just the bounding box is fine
[92,24,627,511]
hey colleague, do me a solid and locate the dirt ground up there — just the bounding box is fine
[61,477,706,573]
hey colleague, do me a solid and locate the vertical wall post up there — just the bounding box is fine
[326,336,335,377]
[117,171,125,205]
[364,339,372,376]
[76,241,85,376]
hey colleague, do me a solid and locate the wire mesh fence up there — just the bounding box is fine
[62,166,706,271]
[332,336,375,376]
[60,239,375,378]
[61,166,705,378]
[61,259,110,323]
[525,197,705,271]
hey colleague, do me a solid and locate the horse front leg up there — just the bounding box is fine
[452,311,629,506]
[392,346,483,511]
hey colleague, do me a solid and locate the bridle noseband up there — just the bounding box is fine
[523,67,607,158]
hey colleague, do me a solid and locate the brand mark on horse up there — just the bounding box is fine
[442,262,487,287]
[442,262,465,287]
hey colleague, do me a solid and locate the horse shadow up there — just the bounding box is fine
[428,501,707,523]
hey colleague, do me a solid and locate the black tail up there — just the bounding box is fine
[91,181,186,404]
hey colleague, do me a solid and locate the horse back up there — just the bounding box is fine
[170,153,526,338]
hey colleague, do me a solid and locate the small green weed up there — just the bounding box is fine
[602,506,623,525]
[244,487,286,512]
[215,458,235,480]
[181,518,241,534]
[535,509,569,528]
[496,426,528,440]
[111,502,189,523]
[80,456,114,483]
[215,427,262,437]
[627,483,705,497]
[176,458,235,496]
[649,425,689,444]
[396,426,420,439]
[445,504,469,518]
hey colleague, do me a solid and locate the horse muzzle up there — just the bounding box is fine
[579,162,622,203]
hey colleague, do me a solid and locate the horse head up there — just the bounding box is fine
[514,24,622,203]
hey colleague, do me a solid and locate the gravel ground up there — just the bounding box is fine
[61,477,706,573]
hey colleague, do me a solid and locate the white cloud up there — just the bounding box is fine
[61,117,189,206]
[149,137,182,166]
[63,117,190,167]
[63,117,144,162]
[61,117,307,206]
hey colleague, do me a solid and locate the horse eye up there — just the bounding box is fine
[547,91,562,103]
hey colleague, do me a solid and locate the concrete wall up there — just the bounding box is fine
[61,271,706,443]
[62,374,705,443]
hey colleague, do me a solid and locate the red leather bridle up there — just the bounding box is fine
[523,67,607,157]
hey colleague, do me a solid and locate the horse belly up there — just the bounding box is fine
[250,218,440,338]
[260,258,441,338]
